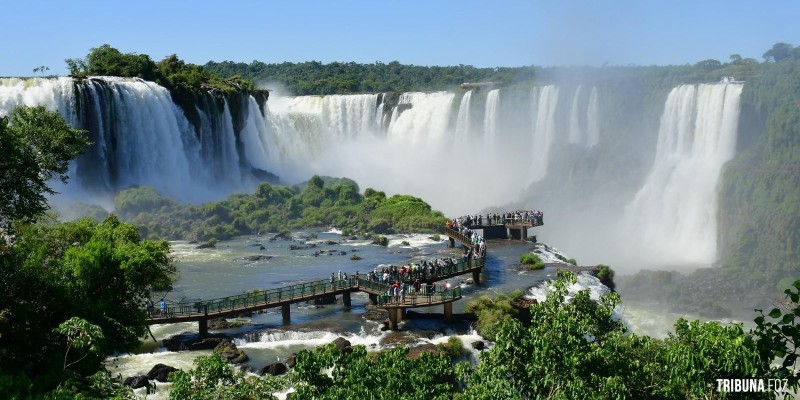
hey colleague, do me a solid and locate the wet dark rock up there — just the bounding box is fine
[164,334,230,351]
[163,333,227,351]
[208,318,248,330]
[330,337,353,353]
[260,362,287,376]
[380,331,420,346]
[325,240,338,245]
[339,251,347,255]
[188,240,198,244]
[362,309,389,320]
[350,254,362,260]
[195,241,216,249]
[214,339,249,364]
[259,245,266,250]
[243,255,272,262]
[349,236,359,240]
[123,375,150,389]
[407,343,441,360]
[288,245,309,251]
[284,353,297,368]
[146,363,177,382]
[471,341,485,351]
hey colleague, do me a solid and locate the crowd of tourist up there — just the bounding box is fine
[382,279,455,304]
[447,210,544,228]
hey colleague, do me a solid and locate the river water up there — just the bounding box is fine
[106,228,684,398]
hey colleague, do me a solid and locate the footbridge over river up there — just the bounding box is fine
[147,230,484,333]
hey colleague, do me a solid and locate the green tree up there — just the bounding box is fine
[169,353,292,400]
[0,106,90,230]
[459,271,771,399]
[763,42,796,63]
[753,280,800,394]
[519,253,545,270]
[292,343,455,399]
[0,216,175,391]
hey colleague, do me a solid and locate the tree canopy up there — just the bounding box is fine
[0,106,90,231]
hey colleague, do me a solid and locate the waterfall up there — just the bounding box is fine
[483,89,500,146]
[0,78,745,270]
[386,92,454,145]
[0,77,78,123]
[454,90,472,139]
[77,78,212,200]
[622,83,742,265]
[1,77,254,204]
[529,85,560,183]
[586,87,600,147]
[568,85,583,144]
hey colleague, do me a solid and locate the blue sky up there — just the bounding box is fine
[4,0,798,77]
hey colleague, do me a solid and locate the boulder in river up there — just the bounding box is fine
[146,363,178,382]
[123,375,150,389]
[260,362,287,376]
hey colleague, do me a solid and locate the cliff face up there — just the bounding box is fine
[717,60,800,290]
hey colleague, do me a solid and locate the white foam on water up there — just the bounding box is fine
[387,233,442,248]
[237,327,387,350]
[527,272,610,303]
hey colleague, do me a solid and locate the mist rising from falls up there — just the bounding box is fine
[621,84,743,266]
[0,77,743,271]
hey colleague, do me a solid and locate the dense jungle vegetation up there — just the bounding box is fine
[106,176,446,242]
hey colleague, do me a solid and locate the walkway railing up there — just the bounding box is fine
[445,227,473,247]
[151,277,360,319]
[148,254,484,320]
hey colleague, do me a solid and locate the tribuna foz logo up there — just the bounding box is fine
[716,378,789,394]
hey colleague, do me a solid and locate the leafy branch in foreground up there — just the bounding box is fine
[0,106,89,230]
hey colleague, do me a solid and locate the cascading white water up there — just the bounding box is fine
[529,85,560,183]
[386,92,455,145]
[0,77,77,124]
[0,77,253,205]
[622,83,742,266]
[1,78,745,270]
[83,78,214,200]
[454,90,472,139]
[483,89,500,147]
[586,87,600,147]
[568,85,583,144]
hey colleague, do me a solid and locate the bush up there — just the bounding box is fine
[430,233,441,241]
[437,336,466,359]
[520,253,545,270]
[596,264,616,291]
[464,292,521,341]
[401,240,410,246]
[372,235,389,246]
